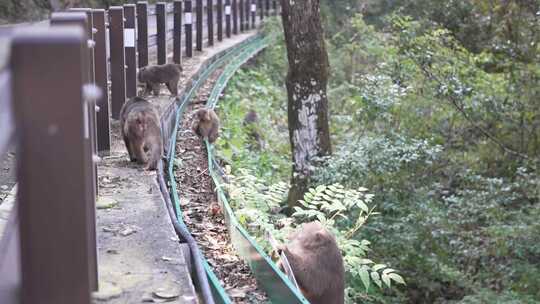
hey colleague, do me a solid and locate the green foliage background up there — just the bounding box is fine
[217,1,540,303]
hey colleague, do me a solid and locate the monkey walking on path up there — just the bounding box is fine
[138,63,182,96]
[277,221,345,304]
[119,96,163,170]
[192,108,220,143]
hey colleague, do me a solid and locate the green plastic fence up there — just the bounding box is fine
[205,36,309,304]
[167,34,310,304]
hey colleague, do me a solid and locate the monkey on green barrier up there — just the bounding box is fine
[277,222,345,304]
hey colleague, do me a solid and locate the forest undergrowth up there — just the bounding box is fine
[215,1,540,302]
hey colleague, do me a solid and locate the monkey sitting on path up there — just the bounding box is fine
[277,222,345,304]
[192,108,220,143]
[138,63,182,96]
[119,96,163,170]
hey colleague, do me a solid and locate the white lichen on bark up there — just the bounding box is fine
[291,81,321,175]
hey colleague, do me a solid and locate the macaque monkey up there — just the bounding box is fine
[119,97,163,170]
[138,63,182,96]
[277,222,345,304]
[243,109,263,149]
[192,108,220,143]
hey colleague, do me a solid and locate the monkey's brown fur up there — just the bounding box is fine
[192,108,220,143]
[243,109,263,149]
[278,222,345,304]
[120,97,163,170]
[138,63,182,96]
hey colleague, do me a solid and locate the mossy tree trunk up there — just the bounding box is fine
[279,0,332,208]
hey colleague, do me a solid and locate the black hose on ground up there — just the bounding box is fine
[156,161,216,304]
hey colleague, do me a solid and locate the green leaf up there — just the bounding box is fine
[360,259,374,265]
[383,268,396,275]
[370,271,382,288]
[372,264,387,272]
[382,273,391,288]
[359,268,370,291]
[357,200,369,213]
[315,185,327,192]
[388,273,406,285]
[328,185,339,192]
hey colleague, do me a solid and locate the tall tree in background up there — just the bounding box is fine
[280,0,332,208]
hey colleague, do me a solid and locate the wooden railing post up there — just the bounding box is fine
[53,10,100,207]
[49,14,98,293]
[196,0,203,51]
[68,8,96,84]
[258,0,263,21]
[173,0,183,64]
[239,0,244,32]
[12,26,95,304]
[156,2,167,64]
[225,0,231,38]
[185,0,193,57]
[109,7,126,119]
[92,9,111,153]
[251,0,256,29]
[244,0,250,30]
[272,0,277,16]
[232,0,238,34]
[217,0,223,41]
[207,0,214,46]
[124,4,137,98]
[137,1,149,68]
[60,10,99,197]
[265,0,270,17]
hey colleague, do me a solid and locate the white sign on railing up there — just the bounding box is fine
[124,28,135,47]
[185,12,193,24]
[251,4,256,12]
[225,5,231,15]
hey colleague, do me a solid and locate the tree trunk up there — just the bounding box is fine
[279,0,332,208]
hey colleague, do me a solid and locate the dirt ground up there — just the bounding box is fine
[174,70,269,303]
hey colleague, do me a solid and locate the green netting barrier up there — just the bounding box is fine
[167,36,265,304]
[204,36,310,304]
[167,33,309,304]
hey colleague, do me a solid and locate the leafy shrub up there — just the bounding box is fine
[226,170,405,303]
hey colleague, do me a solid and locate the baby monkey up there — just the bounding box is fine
[192,108,220,143]
[138,63,182,96]
[277,222,345,304]
[119,97,163,170]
